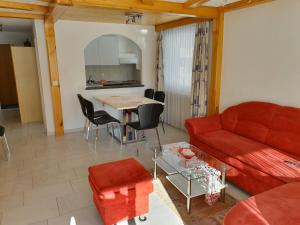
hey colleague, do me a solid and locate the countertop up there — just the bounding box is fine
[86,83,144,90]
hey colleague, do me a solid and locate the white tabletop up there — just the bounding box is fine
[94,95,164,110]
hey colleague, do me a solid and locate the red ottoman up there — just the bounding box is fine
[88,158,153,225]
[224,182,300,225]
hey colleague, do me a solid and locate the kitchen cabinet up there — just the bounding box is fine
[84,35,119,66]
[84,39,100,66]
[99,36,119,65]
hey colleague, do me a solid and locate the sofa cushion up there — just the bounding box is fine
[196,130,300,184]
[266,106,300,157]
[221,102,279,143]
[224,182,300,225]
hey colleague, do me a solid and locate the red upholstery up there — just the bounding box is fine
[185,102,300,194]
[224,182,300,225]
[88,158,153,225]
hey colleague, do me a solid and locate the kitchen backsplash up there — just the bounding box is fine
[85,65,140,82]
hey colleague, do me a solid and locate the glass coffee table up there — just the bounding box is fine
[153,142,230,213]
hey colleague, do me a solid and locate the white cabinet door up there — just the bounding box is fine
[99,36,119,65]
[84,40,100,66]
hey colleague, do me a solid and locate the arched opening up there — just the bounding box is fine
[84,34,142,89]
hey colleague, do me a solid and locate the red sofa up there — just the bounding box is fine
[88,158,153,225]
[185,102,300,195]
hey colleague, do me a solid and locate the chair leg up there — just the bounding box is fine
[86,121,91,141]
[111,124,115,138]
[135,129,139,156]
[1,135,10,161]
[120,124,124,145]
[161,117,165,134]
[155,128,162,151]
[95,126,100,142]
[84,118,89,134]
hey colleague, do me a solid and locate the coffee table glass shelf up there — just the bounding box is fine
[153,142,230,213]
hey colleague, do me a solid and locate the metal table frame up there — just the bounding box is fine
[153,148,227,214]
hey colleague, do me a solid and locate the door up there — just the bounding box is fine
[11,47,43,123]
[0,45,18,107]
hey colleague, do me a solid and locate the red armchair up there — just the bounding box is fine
[88,158,153,225]
[224,182,300,225]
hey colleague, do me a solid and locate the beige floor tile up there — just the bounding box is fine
[70,178,91,193]
[28,220,48,225]
[0,176,32,197]
[0,192,23,213]
[57,190,93,215]
[1,198,59,225]
[24,182,73,205]
[32,168,77,188]
[47,206,102,225]
[58,156,95,170]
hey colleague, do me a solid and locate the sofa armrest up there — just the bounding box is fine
[185,115,222,136]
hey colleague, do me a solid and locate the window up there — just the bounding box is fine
[163,24,196,129]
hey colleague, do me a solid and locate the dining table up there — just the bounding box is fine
[94,95,165,144]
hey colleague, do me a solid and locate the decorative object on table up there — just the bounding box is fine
[178,147,196,159]
[88,158,153,225]
[24,38,32,47]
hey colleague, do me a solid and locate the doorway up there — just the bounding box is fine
[0,18,43,127]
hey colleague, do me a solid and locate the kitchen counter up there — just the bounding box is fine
[86,83,144,90]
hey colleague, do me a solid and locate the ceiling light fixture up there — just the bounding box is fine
[125,12,143,24]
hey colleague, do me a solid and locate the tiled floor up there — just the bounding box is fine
[0,109,248,225]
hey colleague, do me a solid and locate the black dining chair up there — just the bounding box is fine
[0,126,10,161]
[84,98,121,142]
[77,94,109,140]
[154,91,166,134]
[127,89,155,115]
[126,103,164,153]
[144,89,155,99]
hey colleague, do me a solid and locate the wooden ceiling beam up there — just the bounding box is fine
[184,0,210,8]
[55,0,219,19]
[0,12,44,20]
[223,0,274,12]
[0,1,48,13]
[155,17,211,32]
[141,0,154,5]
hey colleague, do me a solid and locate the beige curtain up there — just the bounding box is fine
[191,22,211,118]
[155,32,164,91]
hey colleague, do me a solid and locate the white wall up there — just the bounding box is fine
[33,20,55,135]
[54,20,156,131]
[0,31,33,46]
[220,0,300,111]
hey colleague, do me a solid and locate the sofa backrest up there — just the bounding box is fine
[266,106,300,157]
[221,102,300,157]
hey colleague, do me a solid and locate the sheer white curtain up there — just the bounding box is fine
[163,24,196,129]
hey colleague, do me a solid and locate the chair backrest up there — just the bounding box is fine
[77,94,87,117]
[0,125,4,137]
[82,98,95,122]
[138,103,164,130]
[144,89,155,99]
[154,91,165,103]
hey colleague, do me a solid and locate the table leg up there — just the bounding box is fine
[187,176,192,213]
[154,148,157,180]
[220,167,226,202]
